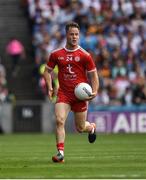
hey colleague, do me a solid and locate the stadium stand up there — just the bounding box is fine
[0,0,37,100]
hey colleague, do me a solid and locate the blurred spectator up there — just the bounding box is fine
[6,37,26,77]
[132,84,146,105]
[0,56,14,103]
[112,59,127,79]
[121,86,133,106]
[113,73,130,100]
[36,63,59,101]
[0,86,9,103]
[91,87,110,105]
[0,57,6,80]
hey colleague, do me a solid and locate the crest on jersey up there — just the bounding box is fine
[75,56,80,62]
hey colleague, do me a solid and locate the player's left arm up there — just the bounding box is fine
[87,69,99,100]
[85,53,99,100]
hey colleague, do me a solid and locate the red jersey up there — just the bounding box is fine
[46,46,96,93]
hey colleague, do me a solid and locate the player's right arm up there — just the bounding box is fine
[43,52,57,101]
[43,67,54,101]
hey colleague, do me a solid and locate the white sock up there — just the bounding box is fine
[91,124,95,134]
[59,150,64,156]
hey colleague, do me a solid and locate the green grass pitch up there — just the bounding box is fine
[0,133,146,179]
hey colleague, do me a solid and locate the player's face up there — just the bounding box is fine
[66,27,79,49]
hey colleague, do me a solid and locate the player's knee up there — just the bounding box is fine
[56,116,65,127]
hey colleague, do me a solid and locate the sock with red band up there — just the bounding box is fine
[57,142,64,156]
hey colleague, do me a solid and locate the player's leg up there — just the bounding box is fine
[52,102,70,162]
[74,111,93,132]
[73,104,96,143]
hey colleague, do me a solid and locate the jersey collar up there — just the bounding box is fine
[64,45,80,52]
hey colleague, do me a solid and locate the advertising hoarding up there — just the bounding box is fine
[88,111,146,133]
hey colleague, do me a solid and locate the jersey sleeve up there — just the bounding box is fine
[86,54,96,72]
[46,53,57,70]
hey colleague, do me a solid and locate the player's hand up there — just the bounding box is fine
[48,89,54,101]
[85,92,97,101]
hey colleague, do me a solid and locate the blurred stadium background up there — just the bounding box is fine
[0,0,146,134]
[0,0,146,178]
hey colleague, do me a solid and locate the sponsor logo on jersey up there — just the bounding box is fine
[67,64,75,74]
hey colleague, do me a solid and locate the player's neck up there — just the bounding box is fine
[65,44,79,51]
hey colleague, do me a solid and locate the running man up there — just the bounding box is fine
[44,22,99,162]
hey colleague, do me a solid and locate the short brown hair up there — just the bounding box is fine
[65,22,80,33]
